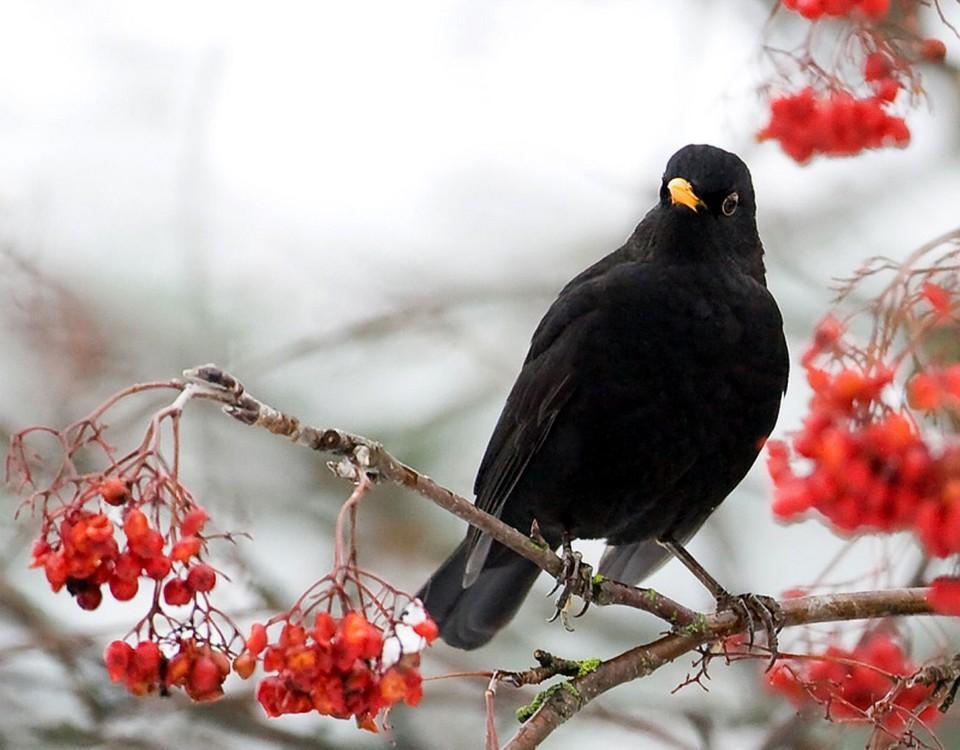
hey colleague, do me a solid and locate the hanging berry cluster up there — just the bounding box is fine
[104,637,232,701]
[780,0,890,20]
[7,383,439,731]
[759,1,950,162]
[7,383,244,703]
[231,471,440,732]
[767,238,960,617]
[757,87,909,163]
[30,499,213,612]
[767,632,941,732]
[238,602,437,731]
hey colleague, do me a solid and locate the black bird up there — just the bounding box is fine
[418,144,789,650]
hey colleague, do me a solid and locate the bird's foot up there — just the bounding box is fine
[715,591,784,669]
[546,535,592,631]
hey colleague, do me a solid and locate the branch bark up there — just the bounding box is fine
[181,365,696,626]
[502,588,935,749]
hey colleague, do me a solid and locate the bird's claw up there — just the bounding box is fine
[716,592,783,670]
[546,537,592,631]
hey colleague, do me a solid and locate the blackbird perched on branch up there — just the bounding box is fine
[418,144,789,649]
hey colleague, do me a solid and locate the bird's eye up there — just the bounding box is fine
[721,192,739,217]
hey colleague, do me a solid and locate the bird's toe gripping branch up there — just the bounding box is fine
[546,533,593,631]
[659,537,783,666]
[716,591,784,667]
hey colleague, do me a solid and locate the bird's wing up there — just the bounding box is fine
[461,286,602,586]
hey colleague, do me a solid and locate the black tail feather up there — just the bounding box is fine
[417,538,542,650]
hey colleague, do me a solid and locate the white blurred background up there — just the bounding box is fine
[1,1,959,748]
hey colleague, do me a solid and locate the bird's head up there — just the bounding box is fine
[655,144,762,274]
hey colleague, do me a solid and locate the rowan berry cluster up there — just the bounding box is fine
[781,0,889,20]
[762,0,950,162]
[767,633,939,731]
[235,603,438,731]
[6,382,246,704]
[768,323,960,556]
[30,486,236,700]
[104,637,231,701]
[29,484,214,614]
[757,88,909,163]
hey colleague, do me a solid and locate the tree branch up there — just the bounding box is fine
[179,366,946,747]
[502,588,936,749]
[181,364,696,626]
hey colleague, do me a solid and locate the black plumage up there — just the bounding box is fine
[417,144,789,649]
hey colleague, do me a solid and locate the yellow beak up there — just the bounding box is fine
[667,177,705,212]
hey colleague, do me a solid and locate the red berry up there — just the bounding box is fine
[257,677,287,718]
[170,536,203,563]
[927,577,960,616]
[163,577,193,606]
[921,282,952,315]
[908,373,943,411]
[340,611,382,659]
[864,52,892,81]
[313,612,337,644]
[180,507,209,538]
[29,538,51,567]
[823,0,855,14]
[143,554,172,580]
[380,668,407,704]
[413,617,439,643]
[234,651,256,679]
[104,640,134,682]
[131,529,164,560]
[920,38,947,63]
[166,650,191,688]
[188,655,223,701]
[186,563,216,593]
[114,551,142,580]
[109,576,139,601]
[99,476,129,506]
[133,641,162,676]
[795,0,825,19]
[123,508,149,539]
[857,0,889,18]
[44,550,68,591]
[872,78,900,103]
[246,623,268,656]
[83,513,115,544]
[76,585,103,610]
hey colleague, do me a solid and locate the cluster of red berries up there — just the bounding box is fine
[32,509,120,610]
[768,311,960,557]
[781,0,889,20]
[239,606,438,730]
[104,637,230,701]
[30,481,214,613]
[758,88,909,163]
[767,633,939,731]
[927,577,960,616]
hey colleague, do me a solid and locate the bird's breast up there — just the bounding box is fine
[580,264,786,437]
